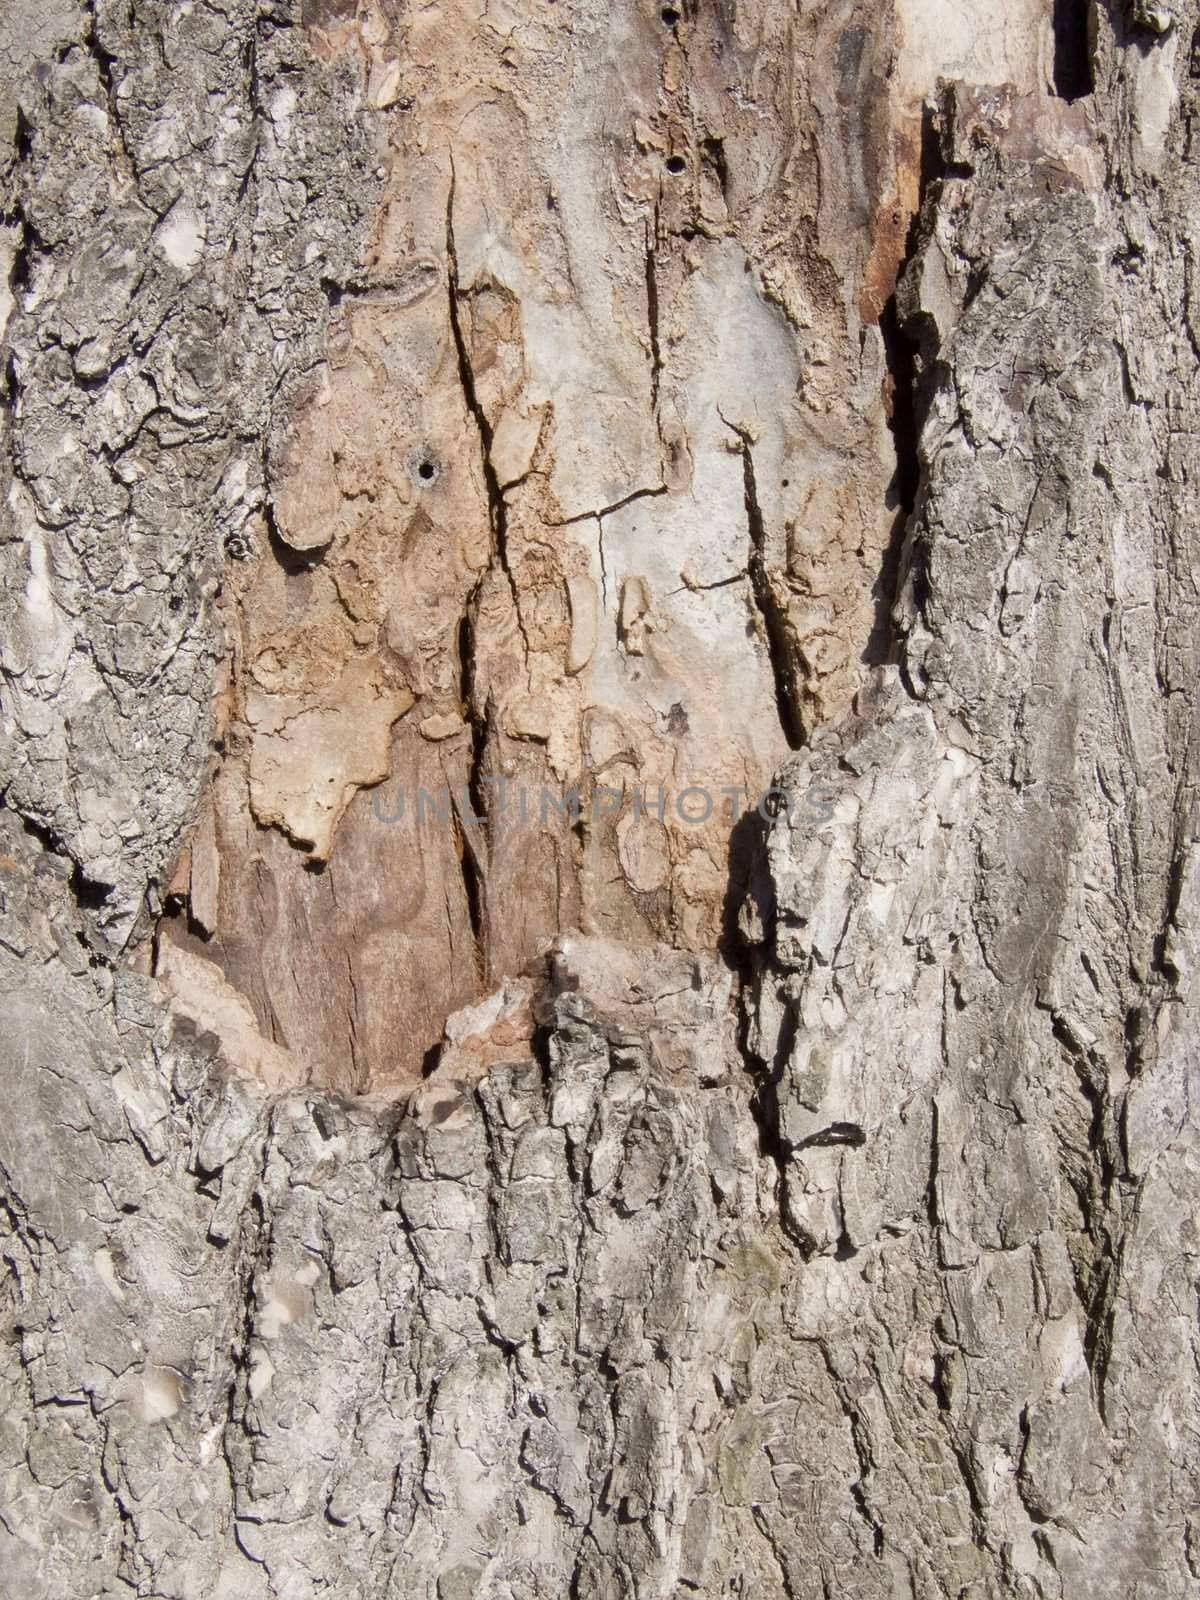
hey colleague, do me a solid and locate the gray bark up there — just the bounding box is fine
[1,2,1198,1597]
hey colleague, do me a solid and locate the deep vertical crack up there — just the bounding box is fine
[84,0,136,178]
[867,102,945,667]
[725,421,805,750]
[444,161,529,983]
[455,611,488,978]
[870,97,976,670]
[445,162,529,656]
[1052,0,1095,101]
[644,209,662,420]
[596,515,609,612]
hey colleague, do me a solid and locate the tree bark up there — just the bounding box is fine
[1,1,1198,1596]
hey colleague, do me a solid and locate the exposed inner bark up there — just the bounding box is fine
[148,0,1056,1092]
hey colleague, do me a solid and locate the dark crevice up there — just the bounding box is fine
[9,806,67,861]
[796,1121,867,1151]
[457,799,487,962]
[7,175,38,312]
[867,293,921,666]
[455,611,488,973]
[84,0,136,175]
[719,803,773,972]
[925,1096,942,1247]
[727,424,805,750]
[3,354,19,420]
[1122,1003,1149,1082]
[644,210,662,418]
[264,513,324,574]
[754,998,794,1182]
[13,105,34,166]
[529,1007,556,1089]
[70,865,113,910]
[419,1041,443,1079]
[868,100,959,668]
[1052,0,1095,101]
[961,263,988,312]
[6,803,115,915]
[445,161,543,986]
[701,136,729,202]
[738,980,812,1253]
[84,1,121,101]
[445,162,530,658]
[881,307,922,519]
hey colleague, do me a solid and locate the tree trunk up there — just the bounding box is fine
[1,1,1198,1595]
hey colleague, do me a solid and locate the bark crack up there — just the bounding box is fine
[445,161,531,662]
[454,612,488,980]
[723,418,805,750]
[84,0,136,183]
[1052,0,1095,101]
[547,484,667,529]
[644,207,662,423]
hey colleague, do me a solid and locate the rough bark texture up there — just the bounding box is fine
[2,1,1198,1597]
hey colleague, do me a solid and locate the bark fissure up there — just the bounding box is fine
[1052,0,1096,101]
[726,422,805,750]
[547,484,667,529]
[455,610,489,974]
[445,164,530,661]
[644,210,663,422]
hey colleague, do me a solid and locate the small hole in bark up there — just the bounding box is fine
[665,155,687,176]
[661,6,680,23]
[418,460,436,481]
